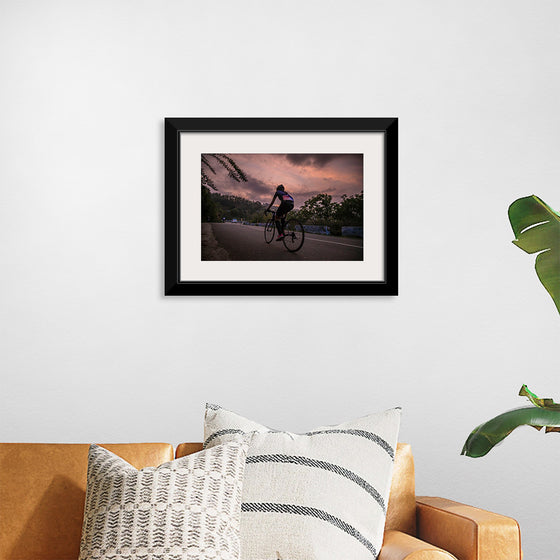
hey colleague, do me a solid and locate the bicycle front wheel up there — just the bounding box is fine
[264,219,275,244]
[282,219,305,252]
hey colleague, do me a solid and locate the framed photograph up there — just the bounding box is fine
[164,117,397,296]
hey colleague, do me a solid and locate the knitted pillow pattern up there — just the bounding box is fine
[79,441,248,560]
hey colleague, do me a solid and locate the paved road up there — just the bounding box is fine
[203,222,363,261]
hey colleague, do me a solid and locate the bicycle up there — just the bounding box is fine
[264,210,305,252]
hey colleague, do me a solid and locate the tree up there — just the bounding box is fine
[297,193,334,224]
[201,154,248,222]
[209,193,266,222]
[201,154,248,191]
[333,192,363,226]
[201,185,218,222]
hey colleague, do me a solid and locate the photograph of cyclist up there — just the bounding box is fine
[200,152,364,261]
[266,185,294,241]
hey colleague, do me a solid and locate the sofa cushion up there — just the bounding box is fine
[175,442,417,537]
[204,404,401,560]
[385,443,416,536]
[0,443,173,560]
[78,441,248,560]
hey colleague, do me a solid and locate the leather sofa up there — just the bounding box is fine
[0,442,522,560]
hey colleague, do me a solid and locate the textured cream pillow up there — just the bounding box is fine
[79,441,248,560]
[204,405,401,560]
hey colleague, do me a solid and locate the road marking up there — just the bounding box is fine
[304,237,363,249]
[236,223,362,249]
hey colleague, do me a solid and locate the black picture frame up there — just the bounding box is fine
[165,117,398,296]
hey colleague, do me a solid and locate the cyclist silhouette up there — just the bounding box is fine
[266,185,294,240]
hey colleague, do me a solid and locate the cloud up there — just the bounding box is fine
[243,176,272,197]
[217,174,275,203]
[202,153,363,207]
[285,154,336,168]
[285,153,362,169]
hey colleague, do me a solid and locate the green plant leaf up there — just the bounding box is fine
[519,384,560,409]
[508,195,560,314]
[462,385,560,458]
[461,406,560,458]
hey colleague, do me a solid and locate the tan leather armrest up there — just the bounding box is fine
[379,530,457,560]
[416,497,522,560]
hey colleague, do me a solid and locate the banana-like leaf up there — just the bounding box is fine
[461,407,560,458]
[519,384,560,409]
[508,195,560,314]
[462,385,560,458]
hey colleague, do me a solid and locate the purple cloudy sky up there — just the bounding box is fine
[202,153,363,208]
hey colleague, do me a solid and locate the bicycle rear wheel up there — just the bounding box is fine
[264,219,275,244]
[282,219,305,252]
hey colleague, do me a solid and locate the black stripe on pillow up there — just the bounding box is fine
[241,502,377,557]
[247,454,386,512]
[204,428,394,459]
[304,429,395,459]
[203,429,246,448]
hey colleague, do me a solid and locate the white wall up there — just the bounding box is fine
[1,1,559,557]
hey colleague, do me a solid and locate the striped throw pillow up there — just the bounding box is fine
[204,405,401,560]
[79,441,249,560]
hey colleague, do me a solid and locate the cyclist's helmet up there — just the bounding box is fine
[276,184,284,191]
